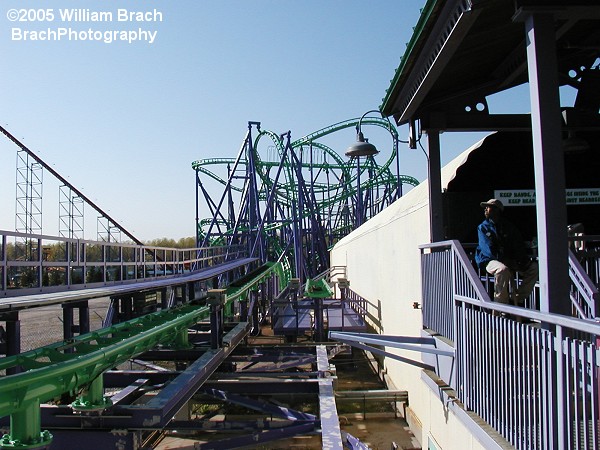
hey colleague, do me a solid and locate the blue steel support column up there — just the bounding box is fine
[522,11,569,450]
[227,164,236,231]
[289,146,329,279]
[246,122,263,261]
[524,12,569,317]
[250,137,289,262]
[160,288,168,309]
[239,296,248,322]
[198,128,250,249]
[314,297,324,342]
[292,200,303,283]
[62,306,74,340]
[426,123,444,242]
[78,301,90,334]
[367,157,375,218]
[309,143,316,275]
[5,312,20,375]
[208,289,226,349]
[195,169,200,248]
[294,145,305,281]
[251,290,259,335]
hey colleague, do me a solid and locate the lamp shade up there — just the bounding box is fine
[345,132,379,157]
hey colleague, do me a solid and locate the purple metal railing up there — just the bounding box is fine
[420,240,600,450]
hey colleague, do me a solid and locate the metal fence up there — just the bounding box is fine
[342,287,382,334]
[1,229,247,297]
[420,240,599,450]
[568,236,600,320]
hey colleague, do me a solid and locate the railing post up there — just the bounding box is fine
[452,244,468,408]
[5,312,21,375]
[78,301,90,335]
[208,289,226,349]
[66,239,71,287]
[102,244,107,283]
[62,305,74,342]
[553,325,566,449]
[339,278,349,331]
[119,245,124,281]
[36,237,42,289]
[1,234,6,292]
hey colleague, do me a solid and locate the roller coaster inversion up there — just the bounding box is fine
[193,117,419,283]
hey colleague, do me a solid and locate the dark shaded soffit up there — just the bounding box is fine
[380,0,600,128]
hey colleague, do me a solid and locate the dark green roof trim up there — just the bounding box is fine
[379,0,438,115]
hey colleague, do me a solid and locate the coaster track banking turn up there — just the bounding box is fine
[192,118,419,283]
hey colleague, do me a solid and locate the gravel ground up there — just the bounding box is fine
[15,297,110,352]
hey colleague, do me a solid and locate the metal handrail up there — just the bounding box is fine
[1,229,246,297]
[568,248,600,319]
[420,240,600,450]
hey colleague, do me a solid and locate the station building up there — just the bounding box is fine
[331,1,600,448]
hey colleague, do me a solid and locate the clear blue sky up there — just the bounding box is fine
[0,0,571,241]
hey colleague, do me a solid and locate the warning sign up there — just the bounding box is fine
[494,189,600,206]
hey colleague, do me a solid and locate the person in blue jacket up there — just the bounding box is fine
[475,198,538,306]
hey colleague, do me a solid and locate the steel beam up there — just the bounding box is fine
[0,261,278,447]
[330,332,436,372]
[426,125,444,242]
[523,11,570,317]
[329,331,455,357]
[316,345,343,450]
[201,387,316,422]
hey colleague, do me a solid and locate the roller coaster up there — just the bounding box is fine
[0,116,417,449]
[193,117,418,283]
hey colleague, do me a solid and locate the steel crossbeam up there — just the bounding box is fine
[316,345,343,450]
[201,387,316,422]
[329,331,441,372]
[0,262,281,448]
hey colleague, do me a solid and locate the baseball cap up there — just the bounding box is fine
[480,198,504,212]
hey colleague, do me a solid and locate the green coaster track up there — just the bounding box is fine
[0,261,284,449]
[192,117,419,283]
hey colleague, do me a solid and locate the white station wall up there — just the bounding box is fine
[330,138,493,449]
[331,179,433,442]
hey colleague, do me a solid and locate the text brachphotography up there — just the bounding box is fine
[6,7,163,44]
[11,27,158,44]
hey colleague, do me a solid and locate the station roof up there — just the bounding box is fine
[380,0,600,128]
